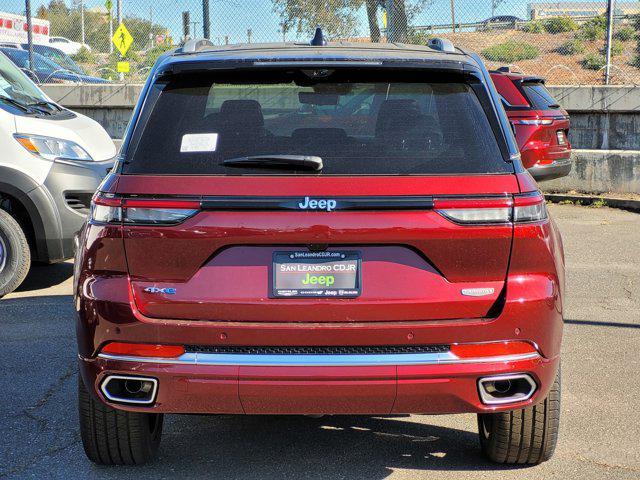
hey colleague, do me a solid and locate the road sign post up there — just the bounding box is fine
[112,22,133,81]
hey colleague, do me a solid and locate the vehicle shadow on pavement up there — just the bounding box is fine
[14,261,73,293]
[97,414,523,478]
[565,319,640,329]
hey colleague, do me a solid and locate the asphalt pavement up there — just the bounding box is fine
[1,204,639,479]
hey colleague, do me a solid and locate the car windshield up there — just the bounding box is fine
[1,48,64,73]
[125,69,511,176]
[0,51,48,104]
[25,44,83,74]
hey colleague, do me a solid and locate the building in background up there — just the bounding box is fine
[528,2,640,20]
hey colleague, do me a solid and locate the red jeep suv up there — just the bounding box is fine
[75,37,564,466]
[491,68,572,181]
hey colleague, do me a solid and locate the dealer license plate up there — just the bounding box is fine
[272,251,361,298]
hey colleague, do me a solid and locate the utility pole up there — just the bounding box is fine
[182,11,190,41]
[117,0,122,26]
[450,0,456,33]
[149,5,153,49]
[202,0,210,39]
[108,5,113,53]
[80,0,85,44]
[25,0,34,75]
[190,21,199,37]
[604,0,615,84]
[247,28,252,43]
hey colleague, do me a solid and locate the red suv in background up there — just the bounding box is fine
[491,68,571,181]
[75,38,564,466]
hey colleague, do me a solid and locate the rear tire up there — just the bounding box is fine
[0,209,30,298]
[78,375,163,465]
[477,367,561,465]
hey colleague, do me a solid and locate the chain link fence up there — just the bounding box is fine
[2,0,639,84]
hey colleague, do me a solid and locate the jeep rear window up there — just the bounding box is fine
[124,70,512,175]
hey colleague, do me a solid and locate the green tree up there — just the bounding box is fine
[272,0,431,42]
[272,0,363,39]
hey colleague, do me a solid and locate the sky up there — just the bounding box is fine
[1,0,609,45]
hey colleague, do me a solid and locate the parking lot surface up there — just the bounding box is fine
[1,204,639,479]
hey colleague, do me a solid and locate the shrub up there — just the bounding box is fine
[406,29,430,46]
[143,43,174,67]
[557,39,585,55]
[521,20,544,34]
[543,16,578,34]
[71,46,95,64]
[482,41,540,62]
[608,40,624,56]
[582,53,606,70]
[614,27,635,42]
[578,15,607,41]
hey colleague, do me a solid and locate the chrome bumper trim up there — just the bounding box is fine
[96,351,539,367]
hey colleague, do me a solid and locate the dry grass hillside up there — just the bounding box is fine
[437,29,639,85]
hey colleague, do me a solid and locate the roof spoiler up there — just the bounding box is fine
[181,38,214,53]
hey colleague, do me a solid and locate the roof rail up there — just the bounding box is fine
[427,37,455,53]
[181,38,214,53]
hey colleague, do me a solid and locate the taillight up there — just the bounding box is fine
[513,192,548,223]
[91,194,122,223]
[90,194,200,225]
[434,193,547,225]
[510,119,553,126]
[434,197,512,224]
[101,342,185,358]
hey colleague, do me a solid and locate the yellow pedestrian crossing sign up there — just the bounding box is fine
[112,22,133,56]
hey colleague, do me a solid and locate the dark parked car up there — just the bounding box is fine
[0,47,108,84]
[481,15,523,29]
[21,43,86,75]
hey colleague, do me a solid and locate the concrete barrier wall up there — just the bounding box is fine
[541,150,640,194]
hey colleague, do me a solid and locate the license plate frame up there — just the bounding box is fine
[271,251,361,298]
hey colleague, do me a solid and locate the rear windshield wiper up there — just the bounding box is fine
[222,155,323,171]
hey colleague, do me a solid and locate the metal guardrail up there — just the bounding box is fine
[411,14,634,34]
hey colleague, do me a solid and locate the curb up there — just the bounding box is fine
[544,193,640,213]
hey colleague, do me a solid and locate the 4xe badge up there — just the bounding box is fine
[144,286,176,295]
[298,196,337,212]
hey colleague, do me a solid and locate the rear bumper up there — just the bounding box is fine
[79,352,559,415]
[528,158,572,182]
[76,266,564,415]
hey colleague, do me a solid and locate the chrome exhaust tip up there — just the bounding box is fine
[101,375,158,405]
[478,374,536,405]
